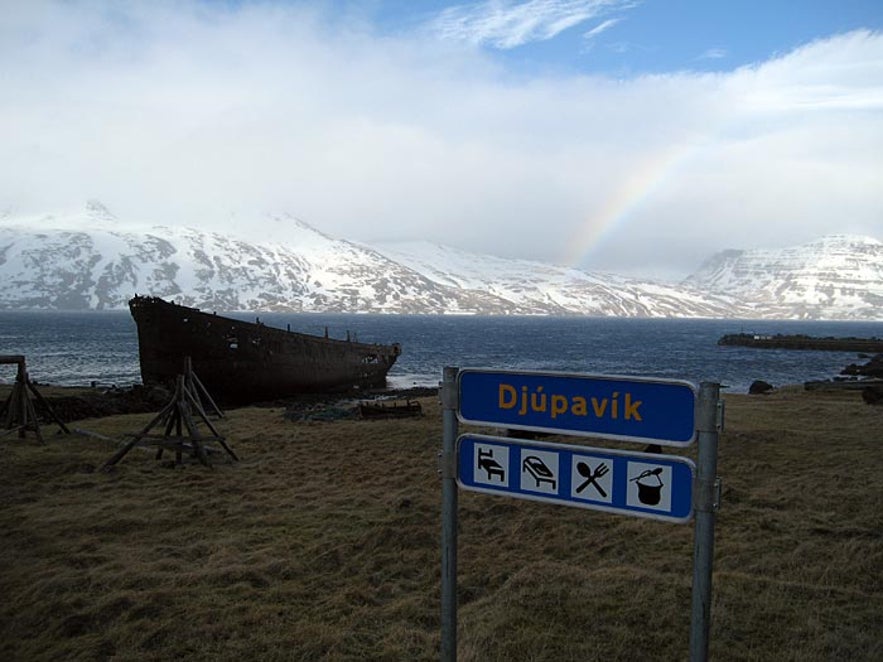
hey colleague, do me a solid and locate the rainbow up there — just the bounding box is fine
[562,140,704,270]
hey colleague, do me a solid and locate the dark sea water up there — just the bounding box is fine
[0,311,880,394]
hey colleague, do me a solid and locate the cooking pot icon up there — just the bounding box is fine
[631,467,664,505]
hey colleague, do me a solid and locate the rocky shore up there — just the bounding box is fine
[798,353,883,404]
[841,353,883,378]
[3,382,440,425]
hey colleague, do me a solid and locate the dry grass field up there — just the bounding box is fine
[1,387,881,660]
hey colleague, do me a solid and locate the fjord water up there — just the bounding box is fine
[0,311,880,393]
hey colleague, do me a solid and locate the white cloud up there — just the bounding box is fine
[584,18,622,40]
[429,0,629,49]
[699,47,727,60]
[0,3,880,280]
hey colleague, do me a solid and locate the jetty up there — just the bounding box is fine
[718,333,883,352]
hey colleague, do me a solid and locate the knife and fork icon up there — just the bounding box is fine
[575,461,609,497]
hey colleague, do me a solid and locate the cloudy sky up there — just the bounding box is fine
[2,0,882,279]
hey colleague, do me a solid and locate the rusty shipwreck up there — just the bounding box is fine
[129,296,401,404]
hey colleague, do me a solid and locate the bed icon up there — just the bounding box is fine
[522,455,557,489]
[477,447,506,483]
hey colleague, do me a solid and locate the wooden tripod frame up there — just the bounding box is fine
[104,361,237,468]
[1,355,71,442]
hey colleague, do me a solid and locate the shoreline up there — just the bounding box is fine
[6,347,881,423]
[7,378,883,427]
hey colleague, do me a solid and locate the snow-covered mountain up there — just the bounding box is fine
[0,202,879,319]
[683,235,883,320]
[0,202,518,314]
[371,241,739,318]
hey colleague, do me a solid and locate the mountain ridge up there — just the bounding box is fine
[0,204,880,320]
[684,234,882,320]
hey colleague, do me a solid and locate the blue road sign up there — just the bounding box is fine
[457,434,695,523]
[458,369,697,446]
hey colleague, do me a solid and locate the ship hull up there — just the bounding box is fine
[129,296,400,404]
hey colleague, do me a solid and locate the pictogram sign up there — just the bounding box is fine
[457,433,695,523]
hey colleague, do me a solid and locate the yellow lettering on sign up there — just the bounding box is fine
[624,393,642,420]
[499,383,517,409]
[495,384,644,425]
[572,397,587,416]
[530,387,546,413]
[550,395,568,419]
[591,397,608,417]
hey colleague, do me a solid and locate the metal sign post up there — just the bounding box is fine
[440,367,459,662]
[689,382,722,662]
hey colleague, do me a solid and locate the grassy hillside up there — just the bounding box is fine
[1,388,880,660]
